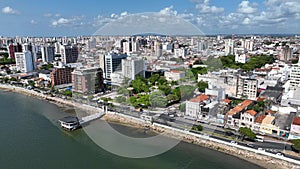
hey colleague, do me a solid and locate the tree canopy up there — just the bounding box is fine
[191,124,203,131]
[221,55,275,71]
[239,127,256,140]
[197,81,208,93]
[291,139,300,151]
[149,91,168,108]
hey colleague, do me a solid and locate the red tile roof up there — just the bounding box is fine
[189,94,209,103]
[245,110,258,116]
[223,98,231,103]
[226,100,253,116]
[255,115,266,123]
[266,110,276,115]
[292,117,300,125]
[170,70,182,73]
[257,97,266,101]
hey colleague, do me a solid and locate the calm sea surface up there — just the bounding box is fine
[0,91,263,169]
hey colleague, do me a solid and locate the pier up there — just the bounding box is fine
[79,112,105,125]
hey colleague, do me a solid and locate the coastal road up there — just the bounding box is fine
[108,103,300,161]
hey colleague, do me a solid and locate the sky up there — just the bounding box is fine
[0,0,300,36]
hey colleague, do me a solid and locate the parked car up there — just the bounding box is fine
[230,141,238,145]
[255,138,264,142]
[246,143,254,147]
[276,153,284,157]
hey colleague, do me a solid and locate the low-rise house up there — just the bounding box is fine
[254,114,266,132]
[259,86,283,104]
[259,115,280,135]
[205,84,226,101]
[164,70,185,81]
[226,100,253,129]
[239,110,258,130]
[200,101,219,121]
[185,94,210,119]
[289,117,300,140]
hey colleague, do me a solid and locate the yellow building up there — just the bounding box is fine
[259,115,280,135]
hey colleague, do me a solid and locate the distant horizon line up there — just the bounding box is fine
[1,33,300,38]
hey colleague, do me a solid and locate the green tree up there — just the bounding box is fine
[291,139,300,152]
[183,69,196,81]
[115,96,126,103]
[238,127,256,140]
[190,67,208,80]
[28,80,35,87]
[197,81,208,93]
[10,77,17,81]
[129,96,137,107]
[157,76,167,85]
[62,90,72,97]
[117,87,129,95]
[131,78,148,93]
[158,84,171,95]
[191,125,203,131]
[148,74,160,85]
[137,94,150,107]
[166,94,179,103]
[203,56,223,72]
[178,85,197,100]
[179,103,186,112]
[149,91,168,108]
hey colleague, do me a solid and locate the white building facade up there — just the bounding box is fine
[15,51,34,73]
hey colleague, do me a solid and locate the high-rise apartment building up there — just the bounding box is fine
[50,66,73,87]
[290,60,300,90]
[60,45,79,64]
[280,45,292,61]
[7,43,22,59]
[225,39,234,55]
[102,52,127,79]
[15,51,34,73]
[41,45,55,63]
[236,75,258,100]
[122,57,145,80]
[72,67,104,94]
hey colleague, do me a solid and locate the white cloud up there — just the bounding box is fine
[93,11,131,27]
[242,18,251,25]
[88,0,300,34]
[159,6,178,15]
[51,16,85,27]
[110,13,118,18]
[195,0,224,14]
[52,18,70,26]
[44,13,52,17]
[238,1,257,14]
[2,6,19,15]
[44,13,61,18]
[120,11,128,16]
[30,20,38,24]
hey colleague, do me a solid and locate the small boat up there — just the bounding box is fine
[58,116,81,131]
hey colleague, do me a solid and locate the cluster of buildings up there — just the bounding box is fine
[0,35,300,140]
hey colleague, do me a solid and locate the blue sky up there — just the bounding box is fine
[0,0,300,36]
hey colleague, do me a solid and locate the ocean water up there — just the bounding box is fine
[0,91,263,169]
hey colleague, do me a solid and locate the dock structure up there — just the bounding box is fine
[59,111,105,131]
[79,112,105,125]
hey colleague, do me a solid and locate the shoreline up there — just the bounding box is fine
[0,84,299,169]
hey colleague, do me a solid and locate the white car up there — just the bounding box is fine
[258,148,265,152]
[276,153,284,157]
[230,141,238,145]
[246,143,254,147]
[255,138,264,142]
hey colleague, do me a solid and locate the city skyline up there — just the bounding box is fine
[0,0,300,36]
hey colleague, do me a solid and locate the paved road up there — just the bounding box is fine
[104,103,300,161]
